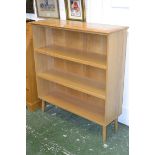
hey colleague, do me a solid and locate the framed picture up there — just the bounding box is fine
[65,0,86,21]
[35,0,60,18]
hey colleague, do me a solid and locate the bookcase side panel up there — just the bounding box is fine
[85,34,107,55]
[26,23,40,103]
[105,30,127,124]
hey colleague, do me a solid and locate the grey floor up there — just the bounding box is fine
[26,104,129,155]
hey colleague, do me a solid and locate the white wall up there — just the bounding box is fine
[27,0,129,125]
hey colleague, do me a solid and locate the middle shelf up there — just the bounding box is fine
[34,45,107,70]
[37,68,106,100]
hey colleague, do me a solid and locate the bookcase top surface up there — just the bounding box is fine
[32,19,128,35]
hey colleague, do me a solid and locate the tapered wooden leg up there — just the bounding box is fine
[102,126,107,143]
[42,100,46,112]
[114,118,118,132]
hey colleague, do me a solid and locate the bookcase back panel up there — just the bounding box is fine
[54,83,105,106]
[53,58,84,75]
[37,78,105,113]
[43,28,107,55]
[47,28,66,48]
[34,53,54,73]
[54,83,84,100]
[36,78,53,97]
[85,66,106,82]
[36,78,105,125]
[85,33,107,55]
[32,26,46,48]
[35,53,106,83]
[53,58,106,83]
[35,53,106,87]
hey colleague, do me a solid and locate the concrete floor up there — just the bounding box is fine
[26,104,129,155]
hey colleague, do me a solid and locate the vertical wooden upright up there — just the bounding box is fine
[26,20,41,111]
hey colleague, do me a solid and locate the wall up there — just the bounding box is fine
[27,0,129,125]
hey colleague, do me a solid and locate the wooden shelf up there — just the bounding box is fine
[40,91,105,125]
[35,46,106,70]
[37,68,106,100]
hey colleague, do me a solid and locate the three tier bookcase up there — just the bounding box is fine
[32,19,128,142]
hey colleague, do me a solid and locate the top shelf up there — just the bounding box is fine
[31,19,128,35]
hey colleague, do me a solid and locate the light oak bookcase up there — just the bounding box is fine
[32,19,128,142]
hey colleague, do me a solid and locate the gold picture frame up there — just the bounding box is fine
[35,0,60,18]
[65,0,86,21]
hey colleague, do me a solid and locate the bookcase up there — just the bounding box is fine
[32,19,128,142]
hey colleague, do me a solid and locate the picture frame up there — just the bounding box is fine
[35,0,60,18]
[65,0,86,21]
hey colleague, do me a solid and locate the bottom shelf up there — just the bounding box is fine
[40,91,105,125]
